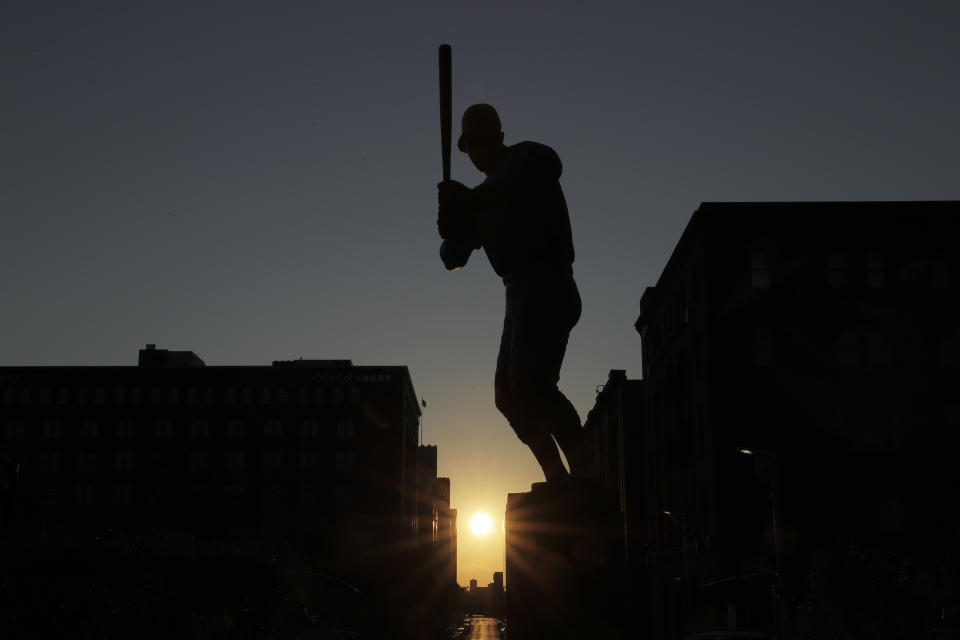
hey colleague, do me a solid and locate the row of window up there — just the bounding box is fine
[749,252,942,289]
[3,419,357,441]
[33,450,356,473]
[752,328,896,369]
[0,385,366,407]
[56,483,352,506]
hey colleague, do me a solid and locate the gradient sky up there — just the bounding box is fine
[3,1,959,585]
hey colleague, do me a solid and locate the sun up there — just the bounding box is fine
[470,511,493,536]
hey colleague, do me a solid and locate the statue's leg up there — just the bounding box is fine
[495,298,569,482]
[522,274,594,477]
[498,274,593,481]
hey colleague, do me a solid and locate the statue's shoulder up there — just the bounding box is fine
[508,141,562,178]
[511,140,554,155]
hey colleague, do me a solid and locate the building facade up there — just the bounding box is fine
[633,201,960,638]
[0,345,460,636]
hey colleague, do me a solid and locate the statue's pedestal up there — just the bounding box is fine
[504,480,625,639]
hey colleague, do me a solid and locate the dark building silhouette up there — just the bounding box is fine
[462,571,505,617]
[583,370,645,566]
[415,445,458,598]
[628,201,960,638]
[0,345,458,637]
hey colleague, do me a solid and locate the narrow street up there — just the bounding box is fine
[466,616,500,639]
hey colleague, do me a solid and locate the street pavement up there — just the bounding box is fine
[466,616,500,639]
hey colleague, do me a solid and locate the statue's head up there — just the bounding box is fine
[458,103,505,174]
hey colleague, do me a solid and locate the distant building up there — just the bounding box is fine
[464,572,505,617]
[633,201,960,638]
[416,445,457,590]
[435,478,458,588]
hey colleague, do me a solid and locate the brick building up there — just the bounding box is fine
[0,345,459,636]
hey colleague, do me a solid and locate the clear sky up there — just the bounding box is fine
[3,1,959,585]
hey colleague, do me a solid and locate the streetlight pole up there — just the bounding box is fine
[737,448,784,639]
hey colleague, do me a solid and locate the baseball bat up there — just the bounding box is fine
[439,44,451,182]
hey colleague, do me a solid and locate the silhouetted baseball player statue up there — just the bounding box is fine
[437,104,591,483]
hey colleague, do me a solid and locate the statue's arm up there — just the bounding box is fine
[439,239,473,271]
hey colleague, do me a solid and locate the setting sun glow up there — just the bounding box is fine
[470,512,493,536]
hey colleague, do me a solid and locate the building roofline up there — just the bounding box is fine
[635,200,960,333]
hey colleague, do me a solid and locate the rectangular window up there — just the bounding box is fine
[300,420,320,439]
[753,328,775,368]
[77,452,97,473]
[80,420,99,439]
[299,450,319,472]
[112,484,133,505]
[337,419,356,439]
[227,420,246,439]
[42,420,62,439]
[225,450,245,471]
[828,253,848,288]
[115,451,135,472]
[263,451,282,472]
[750,253,770,288]
[74,485,95,505]
[866,252,886,288]
[188,451,208,472]
[190,420,210,439]
[40,452,60,473]
[264,420,283,439]
[153,420,173,439]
